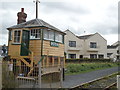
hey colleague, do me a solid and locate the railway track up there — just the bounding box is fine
[70,72,119,89]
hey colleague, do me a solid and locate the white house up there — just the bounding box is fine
[107,41,120,60]
[64,30,107,59]
[64,30,83,59]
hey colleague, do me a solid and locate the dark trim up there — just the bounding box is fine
[11,43,21,45]
[30,39,41,40]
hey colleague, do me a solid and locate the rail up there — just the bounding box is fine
[70,72,119,89]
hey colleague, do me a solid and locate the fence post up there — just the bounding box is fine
[38,63,41,88]
[0,57,2,89]
[117,75,120,89]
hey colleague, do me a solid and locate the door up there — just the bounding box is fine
[20,30,30,56]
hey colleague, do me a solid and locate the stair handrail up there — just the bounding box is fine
[38,55,45,64]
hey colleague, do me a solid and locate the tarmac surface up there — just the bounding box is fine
[63,66,119,88]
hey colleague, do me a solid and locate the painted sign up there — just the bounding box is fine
[50,41,59,47]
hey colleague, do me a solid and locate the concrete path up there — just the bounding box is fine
[63,67,119,88]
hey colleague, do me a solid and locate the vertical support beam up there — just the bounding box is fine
[52,56,54,66]
[38,62,41,88]
[46,56,49,67]
[31,52,34,68]
[42,56,45,68]
[64,57,65,68]
[58,56,60,66]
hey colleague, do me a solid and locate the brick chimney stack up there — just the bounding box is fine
[17,8,27,24]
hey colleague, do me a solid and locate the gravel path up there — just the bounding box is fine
[63,67,119,88]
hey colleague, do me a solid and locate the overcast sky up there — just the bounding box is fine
[0,0,119,45]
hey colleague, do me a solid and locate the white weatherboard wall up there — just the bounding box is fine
[84,33,107,58]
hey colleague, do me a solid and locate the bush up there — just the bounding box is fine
[66,58,111,63]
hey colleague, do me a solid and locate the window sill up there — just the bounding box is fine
[11,43,21,45]
[30,38,40,40]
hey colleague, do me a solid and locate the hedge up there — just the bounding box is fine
[65,58,112,63]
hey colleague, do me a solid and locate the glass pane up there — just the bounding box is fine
[18,31,21,36]
[14,31,17,36]
[49,31,54,41]
[43,30,48,39]
[59,34,62,43]
[55,32,59,42]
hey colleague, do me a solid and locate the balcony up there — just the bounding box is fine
[87,46,99,52]
[68,47,80,51]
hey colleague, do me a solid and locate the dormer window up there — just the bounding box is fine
[30,29,40,39]
[13,30,21,43]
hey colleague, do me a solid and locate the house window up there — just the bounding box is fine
[117,50,119,54]
[90,54,97,58]
[107,53,113,57]
[68,54,76,59]
[14,30,21,43]
[98,54,104,58]
[90,42,97,48]
[69,41,76,47]
[30,29,40,39]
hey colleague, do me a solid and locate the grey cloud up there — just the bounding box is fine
[42,2,90,15]
[91,24,118,35]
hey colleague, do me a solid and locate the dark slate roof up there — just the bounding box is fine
[107,44,119,49]
[7,18,64,33]
[77,34,94,39]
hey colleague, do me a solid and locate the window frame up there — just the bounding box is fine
[90,42,97,48]
[30,29,41,39]
[69,41,76,47]
[9,30,12,41]
[43,29,63,43]
[13,30,21,44]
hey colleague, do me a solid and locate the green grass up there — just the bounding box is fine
[65,62,120,75]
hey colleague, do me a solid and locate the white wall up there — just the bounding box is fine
[84,33,107,58]
[64,31,107,59]
[64,30,83,58]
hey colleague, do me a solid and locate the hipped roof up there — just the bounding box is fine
[7,18,65,34]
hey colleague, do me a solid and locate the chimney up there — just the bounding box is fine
[17,8,27,24]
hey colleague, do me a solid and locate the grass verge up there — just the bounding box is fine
[65,62,120,75]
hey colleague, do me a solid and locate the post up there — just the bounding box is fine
[34,0,40,19]
[117,75,120,89]
[38,28,43,88]
[36,1,38,19]
[0,57,2,89]
[58,56,60,66]
[52,56,54,66]
[38,62,41,88]
[60,60,63,88]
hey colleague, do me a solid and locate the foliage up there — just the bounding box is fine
[65,58,112,63]
[65,62,119,75]
[2,61,18,88]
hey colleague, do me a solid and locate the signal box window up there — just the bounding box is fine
[14,30,21,43]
